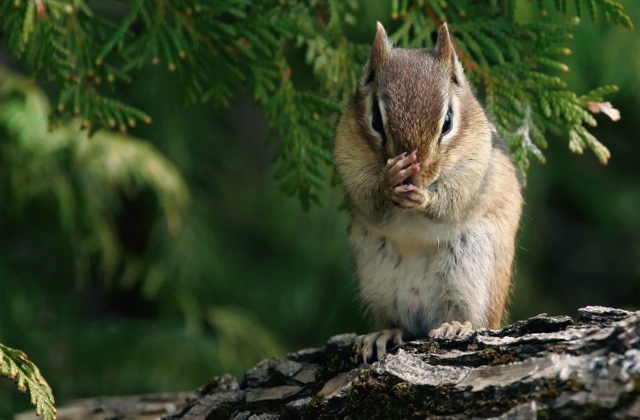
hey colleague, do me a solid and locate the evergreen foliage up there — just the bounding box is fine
[0,342,56,420]
[0,69,188,285]
[0,0,633,203]
[0,69,285,413]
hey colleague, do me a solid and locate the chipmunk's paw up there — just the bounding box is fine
[428,321,474,340]
[354,328,404,364]
[384,152,426,209]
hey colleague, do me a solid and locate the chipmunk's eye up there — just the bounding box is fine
[371,95,387,147]
[372,98,384,134]
[441,109,452,136]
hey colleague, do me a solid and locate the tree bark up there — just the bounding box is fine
[18,306,640,419]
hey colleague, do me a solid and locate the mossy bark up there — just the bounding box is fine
[18,306,640,419]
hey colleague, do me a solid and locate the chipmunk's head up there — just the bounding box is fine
[354,22,485,188]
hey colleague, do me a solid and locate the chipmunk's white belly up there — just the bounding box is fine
[351,213,492,337]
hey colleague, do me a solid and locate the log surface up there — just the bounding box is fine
[19,306,640,419]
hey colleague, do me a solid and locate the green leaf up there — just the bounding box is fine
[0,343,56,420]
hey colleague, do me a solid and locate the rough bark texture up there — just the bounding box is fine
[20,306,640,419]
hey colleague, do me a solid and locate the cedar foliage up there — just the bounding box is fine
[0,68,284,417]
[0,0,632,207]
[0,343,56,420]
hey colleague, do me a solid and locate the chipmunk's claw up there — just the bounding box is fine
[428,321,474,340]
[354,328,404,364]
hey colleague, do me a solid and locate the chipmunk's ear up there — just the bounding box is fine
[370,22,391,70]
[435,23,464,85]
[361,22,392,87]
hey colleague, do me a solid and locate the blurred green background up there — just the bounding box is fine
[1,1,639,416]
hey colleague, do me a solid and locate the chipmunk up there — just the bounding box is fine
[334,22,523,362]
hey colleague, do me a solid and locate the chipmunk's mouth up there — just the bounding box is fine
[400,176,415,186]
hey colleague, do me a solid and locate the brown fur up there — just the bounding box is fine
[335,23,522,338]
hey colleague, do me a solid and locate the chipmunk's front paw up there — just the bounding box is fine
[383,152,426,209]
[354,328,404,364]
[428,321,474,340]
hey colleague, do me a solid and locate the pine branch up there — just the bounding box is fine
[0,0,634,202]
[0,343,56,420]
[538,0,634,28]
[0,68,189,284]
[256,57,340,210]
